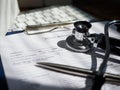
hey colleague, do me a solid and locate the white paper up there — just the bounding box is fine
[0,23,120,90]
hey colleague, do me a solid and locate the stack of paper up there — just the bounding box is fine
[0,23,120,90]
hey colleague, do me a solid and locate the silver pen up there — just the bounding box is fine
[36,62,120,85]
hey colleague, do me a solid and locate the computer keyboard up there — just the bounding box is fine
[11,5,96,31]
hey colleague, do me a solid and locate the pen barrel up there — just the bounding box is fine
[37,62,120,84]
[36,62,95,78]
[105,73,120,85]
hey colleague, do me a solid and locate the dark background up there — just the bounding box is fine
[73,0,120,20]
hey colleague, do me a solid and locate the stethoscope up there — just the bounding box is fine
[66,20,120,89]
[66,20,120,53]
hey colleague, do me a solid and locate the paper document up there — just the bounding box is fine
[0,23,120,90]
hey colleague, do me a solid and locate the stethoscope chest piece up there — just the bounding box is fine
[66,21,92,52]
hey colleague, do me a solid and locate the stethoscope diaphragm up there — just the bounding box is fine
[66,35,92,52]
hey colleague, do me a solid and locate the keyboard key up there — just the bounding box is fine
[15,23,27,29]
[25,20,37,26]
